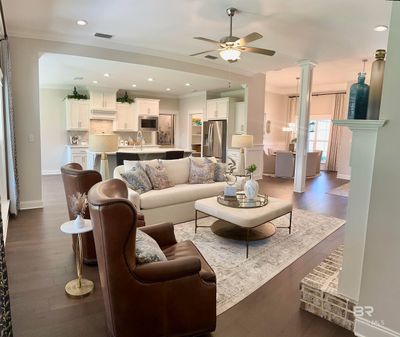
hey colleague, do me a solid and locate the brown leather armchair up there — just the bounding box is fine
[88,179,217,337]
[61,163,146,265]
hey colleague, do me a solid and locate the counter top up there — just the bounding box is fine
[87,148,192,155]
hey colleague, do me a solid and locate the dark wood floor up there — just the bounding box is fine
[6,172,353,337]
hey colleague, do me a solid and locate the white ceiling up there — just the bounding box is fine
[5,0,392,76]
[39,53,240,96]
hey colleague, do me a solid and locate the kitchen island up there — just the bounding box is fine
[87,147,193,173]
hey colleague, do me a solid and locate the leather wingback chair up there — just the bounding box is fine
[88,179,217,337]
[61,163,146,265]
[61,163,102,265]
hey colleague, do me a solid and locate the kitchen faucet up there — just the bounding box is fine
[137,130,143,151]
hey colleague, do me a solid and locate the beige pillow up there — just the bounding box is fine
[161,157,190,185]
[145,163,174,190]
[189,158,215,184]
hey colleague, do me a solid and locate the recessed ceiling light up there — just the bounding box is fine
[92,80,98,84]
[185,83,191,87]
[104,73,110,77]
[77,20,88,26]
[166,88,171,91]
[131,84,137,88]
[374,25,388,32]
[147,78,154,82]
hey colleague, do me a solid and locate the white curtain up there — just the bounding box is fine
[0,40,19,214]
[326,93,346,171]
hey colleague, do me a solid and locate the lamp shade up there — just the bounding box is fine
[231,134,254,148]
[89,134,118,152]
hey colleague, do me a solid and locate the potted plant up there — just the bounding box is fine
[117,91,134,104]
[244,164,259,200]
[69,192,88,229]
[67,87,88,100]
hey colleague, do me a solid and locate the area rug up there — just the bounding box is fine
[327,183,350,197]
[174,209,345,315]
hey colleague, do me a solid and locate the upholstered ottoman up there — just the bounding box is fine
[194,196,293,257]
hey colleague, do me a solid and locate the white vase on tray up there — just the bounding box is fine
[244,173,259,200]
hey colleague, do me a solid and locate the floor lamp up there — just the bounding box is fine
[231,134,254,175]
[89,134,118,180]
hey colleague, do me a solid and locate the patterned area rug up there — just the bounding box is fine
[174,209,345,315]
[327,183,350,197]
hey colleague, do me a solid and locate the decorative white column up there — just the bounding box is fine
[294,60,317,193]
[333,119,386,302]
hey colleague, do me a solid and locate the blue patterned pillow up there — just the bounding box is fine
[136,230,167,264]
[214,162,227,182]
[121,163,152,194]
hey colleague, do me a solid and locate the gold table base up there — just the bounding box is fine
[65,278,94,298]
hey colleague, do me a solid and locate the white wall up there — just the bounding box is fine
[39,88,68,174]
[177,92,206,149]
[264,92,288,151]
[355,4,400,336]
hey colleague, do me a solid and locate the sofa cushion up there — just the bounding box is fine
[161,157,190,185]
[145,162,174,190]
[140,182,226,209]
[189,158,215,184]
[214,162,227,182]
[136,229,167,264]
[124,159,159,173]
[121,164,152,194]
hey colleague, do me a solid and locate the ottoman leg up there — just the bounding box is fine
[195,210,198,233]
[246,229,249,258]
[289,211,292,234]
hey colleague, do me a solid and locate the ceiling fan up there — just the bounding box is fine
[190,7,276,63]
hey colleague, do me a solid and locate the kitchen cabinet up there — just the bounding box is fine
[66,146,88,169]
[89,89,117,111]
[206,97,235,120]
[235,102,247,134]
[114,103,138,132]
[65,99,90,131]
[135,98,159,116]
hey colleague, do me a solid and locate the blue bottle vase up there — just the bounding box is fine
[348,73,369,119]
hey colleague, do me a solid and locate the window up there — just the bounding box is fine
[308,119,331,164]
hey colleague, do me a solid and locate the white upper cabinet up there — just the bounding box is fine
[135,98,159,116]
[89,89,117,112]
[65,99,90,131]
[206,97,234,120]
[114,103,138,132]
[235,102,247,134]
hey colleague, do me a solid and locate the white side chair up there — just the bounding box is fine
[275,151,295,178]
[306,151,320,177]
[263,153,276,175]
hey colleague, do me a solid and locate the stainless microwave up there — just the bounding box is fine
[139,115,158,131]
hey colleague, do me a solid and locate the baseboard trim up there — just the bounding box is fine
[19,200,44,210]
[355,318,400,337]
[337,173,351,180]
[42,169,61,175]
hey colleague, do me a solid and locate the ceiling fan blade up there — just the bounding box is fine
[190,50,218,57]
[241,46,276,56]
[193,37,221,45]
[237,32,263,45]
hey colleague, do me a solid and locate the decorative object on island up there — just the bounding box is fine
[89,133,118,180]
[231,134,254,175]
[244,164,259,200]
[67,86,88,100]
[116,91,134,104]
[69,192,88,230]
[367,49,386,120]
[348,60,369,119]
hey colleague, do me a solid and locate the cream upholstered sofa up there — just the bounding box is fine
[114,157,243,225]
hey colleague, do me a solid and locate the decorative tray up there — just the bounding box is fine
[217,191,269,209]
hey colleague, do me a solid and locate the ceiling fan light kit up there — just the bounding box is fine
[190,7,275,63]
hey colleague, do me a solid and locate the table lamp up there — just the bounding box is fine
[231,134,254,175]
[89,133,118,180]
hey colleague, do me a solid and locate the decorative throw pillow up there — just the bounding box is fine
[214,162,227,182]
[189,158,216,184]
[145,163,174,190]
[120,163,152,194]
[136,229,167,264]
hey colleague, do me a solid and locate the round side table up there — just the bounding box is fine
[60,220,94,298]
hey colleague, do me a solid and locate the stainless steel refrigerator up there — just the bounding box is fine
[203,120,227,162]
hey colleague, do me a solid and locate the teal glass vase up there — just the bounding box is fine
[348,73,369,119]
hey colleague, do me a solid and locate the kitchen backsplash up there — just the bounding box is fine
[90,120,114,134]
